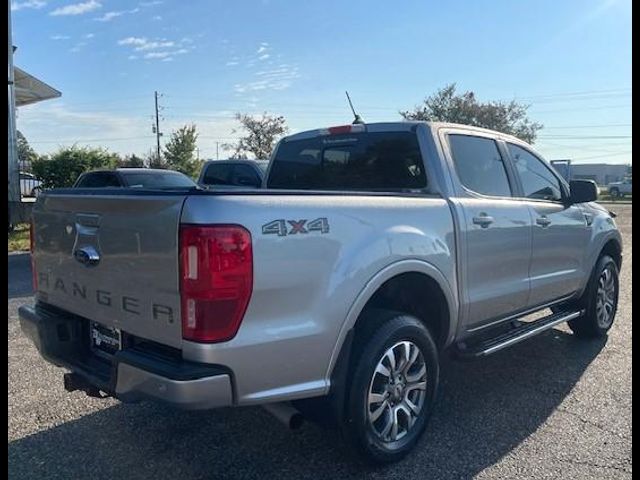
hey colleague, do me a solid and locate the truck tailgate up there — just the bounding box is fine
[32,193,187,349]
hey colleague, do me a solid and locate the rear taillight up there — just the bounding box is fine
[30,221,37,290]
[179,225,253,343]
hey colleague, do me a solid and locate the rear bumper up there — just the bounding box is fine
[19,303,234,410]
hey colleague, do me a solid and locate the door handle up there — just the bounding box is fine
[536,216,552,227]
[472,214,494,228]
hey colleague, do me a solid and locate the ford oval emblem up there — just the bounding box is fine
[73,246,100,267]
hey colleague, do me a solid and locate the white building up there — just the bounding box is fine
[570,163,631,186]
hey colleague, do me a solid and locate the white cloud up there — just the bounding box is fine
[50,34,71,40]
[95,11,124,21]
[258,54,270,60]
[69,41,87,53]
[85,33,95,38]
[144,48,188,59]
[135,41,175,51]
[234,64,300,94]
[161,57,173,62]
[118,36,147,46]
[226,61,239,66]
[144,51,171,59]
[50,0,101,16]
[139,0,162,6]
[152,15,162,20]
[257,46,268,54]
[118,36,193,61]
[128,55,138,60]
[11,0,46,11]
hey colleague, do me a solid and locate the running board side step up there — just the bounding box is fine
[455,309,585,359]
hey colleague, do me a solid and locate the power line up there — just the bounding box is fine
[29,136,154,144]
[537,135,632,139]
[28,135,241,144]
[542,123,632,129]
[571,151,632,161]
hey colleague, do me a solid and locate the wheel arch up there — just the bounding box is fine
[326,260,457,382]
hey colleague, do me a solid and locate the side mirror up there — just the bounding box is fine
[569,179,598,204]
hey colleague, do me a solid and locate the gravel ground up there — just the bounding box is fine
[8,204,632,479]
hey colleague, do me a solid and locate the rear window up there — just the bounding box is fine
[267,131,427,191]
[202,163,234,185]
[75,172,122,188]
[122,172,196,188]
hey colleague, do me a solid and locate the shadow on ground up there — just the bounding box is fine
[8,329,606,480]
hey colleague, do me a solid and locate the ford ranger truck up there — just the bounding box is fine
[19,122,622,464]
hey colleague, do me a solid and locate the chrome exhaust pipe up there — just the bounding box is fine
[262,402,304,430]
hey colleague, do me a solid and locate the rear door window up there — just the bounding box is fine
[202,163,234,186]
[448,134,512,197]
[267,131,426,191]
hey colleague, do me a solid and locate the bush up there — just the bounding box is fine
[32,146,121,189]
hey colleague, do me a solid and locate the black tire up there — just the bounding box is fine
[343,309,439,464]
[567,255,619,338]
[609,188,620,199]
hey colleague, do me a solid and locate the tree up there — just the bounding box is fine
[31,145,121,188]
[118,154,145,168]
[144,148,166,169]
[17,130,38,167]
[400,83,543,143]
[225,113,288,160]
[163,124,201,177]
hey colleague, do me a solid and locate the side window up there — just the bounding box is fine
[448,134,512,197]
[231,165,261,187]
[202,163,233,185]
[508,144,563,201]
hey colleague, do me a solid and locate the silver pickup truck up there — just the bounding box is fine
[20,121,622,463]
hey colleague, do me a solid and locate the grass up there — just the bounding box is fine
[8,223,31,252]
[598,194,632,203]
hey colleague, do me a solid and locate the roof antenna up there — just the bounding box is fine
[345,91,364,124]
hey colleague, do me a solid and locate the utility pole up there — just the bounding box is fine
[154,91,162,161]
[216,142,219,160]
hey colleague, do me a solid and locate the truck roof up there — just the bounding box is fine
[282,121,529,146]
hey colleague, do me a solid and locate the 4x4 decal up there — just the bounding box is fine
[262,218,330,236]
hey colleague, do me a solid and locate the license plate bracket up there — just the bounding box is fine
[89,321,122,357]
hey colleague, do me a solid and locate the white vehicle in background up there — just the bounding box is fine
[19,172,41,197]
[607,178,632,198]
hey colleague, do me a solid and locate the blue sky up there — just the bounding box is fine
[11,0,632,164]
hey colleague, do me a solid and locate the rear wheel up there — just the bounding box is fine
[343,310,439,464]
[567,255,619,338]
[609,187,620,198]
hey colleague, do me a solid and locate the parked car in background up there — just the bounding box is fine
[73,168,197,189]
[198,159,268,189]
[20,172,41,197]
[607,177,632,198]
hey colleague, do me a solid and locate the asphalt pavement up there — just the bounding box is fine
[8,204,632,479]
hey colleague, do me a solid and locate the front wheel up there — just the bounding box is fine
[343,310,439,464]
[609,188,620,199]
[568,255,619,338]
